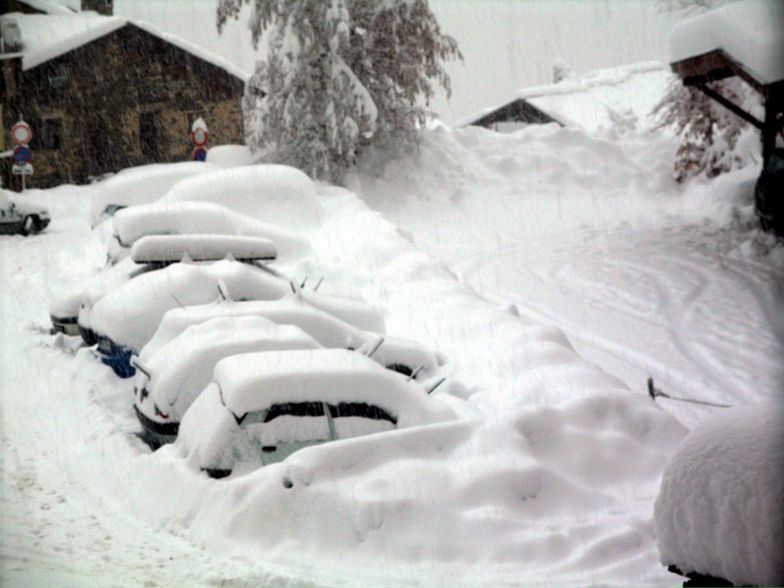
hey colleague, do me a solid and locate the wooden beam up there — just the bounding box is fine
[696,83,764,129]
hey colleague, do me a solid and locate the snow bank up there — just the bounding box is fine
[655,402,784,586]
[130,234,277,264]
[137,316,320,422]
[89,162,222,228]
[205,145,255,168]
[160,165,325,232]
[113,202,310,265]
[670,0,784,84]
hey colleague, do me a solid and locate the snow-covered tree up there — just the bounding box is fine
[652,0,759,182]
[217,0,461,184]
[652,77,759,182]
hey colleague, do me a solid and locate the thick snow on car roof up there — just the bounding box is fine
[160,164,324,232]
[88,162,221,228]
[670,0,784,84]
[214,349,447,426]
[130,234,277,265]
[90,260,290,352]
[113,201,311,263]
[140,297,365,363]
[144,316,320,415]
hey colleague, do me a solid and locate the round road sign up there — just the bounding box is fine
[192,128,208,146]
[192,146,208,161]
[13,145,32,166]
[12,121,33,146]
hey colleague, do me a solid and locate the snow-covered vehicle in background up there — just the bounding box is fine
[134,317,321,448]
[107,201,310,264]
[90,260,385,377]
[88,162,221,228]
[176,349,457,479]
[139,296,440,378]
[49,235,277,339]
[0,189,50,236]
[158,164,324,232]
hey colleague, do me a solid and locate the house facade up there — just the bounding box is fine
[1,2,246,189]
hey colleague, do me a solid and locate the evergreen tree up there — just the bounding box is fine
[217,0,461,183]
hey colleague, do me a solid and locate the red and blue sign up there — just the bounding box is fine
[13,144,32,166]
[192,146,208,161]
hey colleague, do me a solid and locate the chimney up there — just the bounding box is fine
[81,0,113,16]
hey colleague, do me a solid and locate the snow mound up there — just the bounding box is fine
[88,162,221,228]
[655,402,784,586]
[205,145,255,168]
[670,0,784,84]
[160,165,325,232]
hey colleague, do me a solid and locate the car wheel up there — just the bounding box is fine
[20,215,35,236]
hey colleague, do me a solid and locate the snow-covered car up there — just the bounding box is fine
[88,161,221,228]
[90,260,385,377]
[50,256,153,339]
[134,308,444,447]
[139,297,438,378]
[0,189,50,236]
[134,316,321,448]
[107,201,311,264]
[159,164,324,232]
[176,349,456,479]
[50,235,276,339]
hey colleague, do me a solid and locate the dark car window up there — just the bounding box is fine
[263,402,325,422]
[327,402,397,425]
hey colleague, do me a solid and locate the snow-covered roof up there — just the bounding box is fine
[670,0,784,85]
[460,61,673,134]
[0,11,250,79]
[16,0,78,15]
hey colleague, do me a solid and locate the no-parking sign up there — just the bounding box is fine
[192,146,208,161]
[13,144,32,166]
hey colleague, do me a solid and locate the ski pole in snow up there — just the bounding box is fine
[647,378,731,408]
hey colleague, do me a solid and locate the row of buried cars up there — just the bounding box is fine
[50,161,456,479]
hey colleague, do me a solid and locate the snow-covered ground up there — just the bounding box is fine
[3,97,784,588]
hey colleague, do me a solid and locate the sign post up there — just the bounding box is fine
[191,117,208,162]
[11,119,33,191]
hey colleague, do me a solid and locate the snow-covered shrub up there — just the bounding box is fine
[217,0,461,184]
[654,402,784,586]
[653,76,760,183]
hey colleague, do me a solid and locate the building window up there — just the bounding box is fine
[139,111,160,161]
[42,118,61,150]
[48,65,69,90]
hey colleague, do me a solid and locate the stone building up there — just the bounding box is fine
[0,0,247,189]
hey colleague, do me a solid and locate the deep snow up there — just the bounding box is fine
[3,109,784,588]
